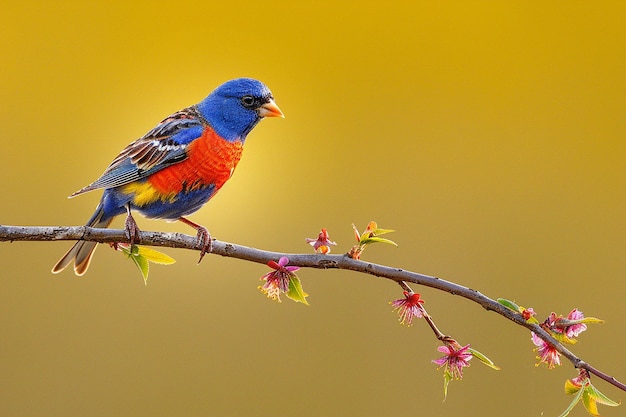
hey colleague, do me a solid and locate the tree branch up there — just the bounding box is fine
[1,224,624,392]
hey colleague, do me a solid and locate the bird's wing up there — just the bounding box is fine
[70,106,206,197]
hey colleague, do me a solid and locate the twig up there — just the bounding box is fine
[1,224,624,392]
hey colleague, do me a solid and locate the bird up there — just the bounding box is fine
[52,78,283,276]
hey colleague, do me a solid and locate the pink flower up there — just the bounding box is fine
[564,308,588,338]
[531,332,561,368]
[390,291,425,326]
[433,342,473,380]
[545,309,589,339]
[305,228,337,254]
[259,257,300,302]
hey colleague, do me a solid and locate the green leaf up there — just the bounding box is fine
[119,244,175,284]
[582,317,604,324]
[558,385,585,417]
[564,378,583,395]
[442,369,452,401]
[552,331,577,345]
[575,317,604,325]
[136,246,176,265]
[583,388,601,416]
[468,348,500,370]
[585,383,620,407]
[561,380,621,417]
[371,227,395,236]
[560,378,619,417]
[497,298,520,312]
[286,275,309,305]
[360,236,398,246]
[130,250,150,284]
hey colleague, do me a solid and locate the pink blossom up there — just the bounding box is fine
[545,309,589,339]
[390,291,425,326]
[564,308,588,338]
[305,228,337,254]
[433,343,473,380]
[531,332,561,368]
[259,257,300,302]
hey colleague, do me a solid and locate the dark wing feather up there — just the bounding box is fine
[70,106,205,197]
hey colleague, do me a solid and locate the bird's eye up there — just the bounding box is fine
[241,95,256,108]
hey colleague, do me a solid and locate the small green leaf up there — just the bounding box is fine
[468,348,500,370]
[497,298,520,312]
[130,251,150,284]
[559,379,620,417]
[442,369,452,401]
[573,317,604,326]
[360,236,398,246]
[286,275,309,305]
[582,317,604,325]
[136,246,176,265]
[552,331,577,345]
[371,227,395,236]
[562,378,619,417]
[564,378,583,395]
[582,388,601,416]
[558,386,585,417]
[119,244,175,284]
[585,383,620,407]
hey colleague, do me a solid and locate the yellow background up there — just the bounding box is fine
[1,1,624,416]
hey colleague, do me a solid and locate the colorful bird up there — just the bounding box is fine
[52,78,283,276]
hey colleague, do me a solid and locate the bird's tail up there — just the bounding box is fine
[51,203,113,276]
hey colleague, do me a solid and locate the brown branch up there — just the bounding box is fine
[1,224,624,392]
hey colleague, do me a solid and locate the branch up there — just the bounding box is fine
[1,224,624,392]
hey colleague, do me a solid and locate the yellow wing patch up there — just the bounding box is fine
[121,182,177,206]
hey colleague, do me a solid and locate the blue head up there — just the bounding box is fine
[196,78,283,142]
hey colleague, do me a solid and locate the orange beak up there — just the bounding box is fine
[258,99,284,118]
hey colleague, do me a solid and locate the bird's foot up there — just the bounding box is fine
[124,210,141,246]
[195,226,212,263]
[179,217,212,263]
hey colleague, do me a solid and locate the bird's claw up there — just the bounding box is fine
[124,213,141,246]
[196,226,212,263]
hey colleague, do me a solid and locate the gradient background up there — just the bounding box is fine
[1,1,624,416]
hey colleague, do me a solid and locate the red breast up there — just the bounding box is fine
[146,127,244,195]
